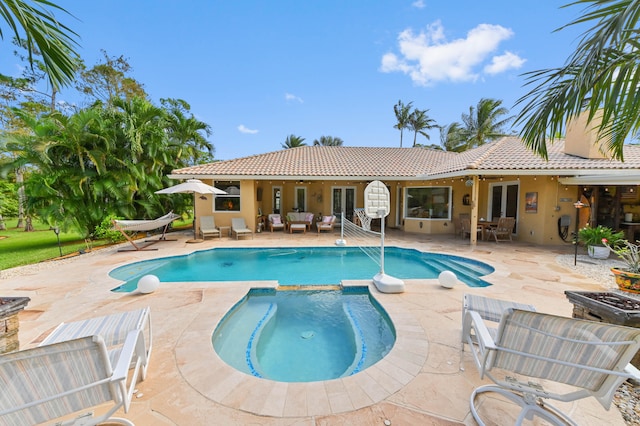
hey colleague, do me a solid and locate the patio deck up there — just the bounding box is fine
[0,229,629,425]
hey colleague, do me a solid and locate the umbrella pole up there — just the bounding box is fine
[186,192,204,243]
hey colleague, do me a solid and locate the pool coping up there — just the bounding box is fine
[175,280,429,417]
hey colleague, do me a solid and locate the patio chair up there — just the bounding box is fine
[461,293,535,344]
[40,307,152,396]
[460,218,481,239]
[199,215,221,239]
[231,217,254,239]
[0,335,138,425]
[486,216,516,242]
[267,214,285,232]
[316,215,336,233]
[462,307,640,426]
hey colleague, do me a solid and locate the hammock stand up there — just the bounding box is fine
[112,212,181,252]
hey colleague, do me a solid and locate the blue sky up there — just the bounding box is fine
[8,1,584,160]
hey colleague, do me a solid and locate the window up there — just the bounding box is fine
[294,187,306,211]
[405,187,451,219]
[214,181,241,211]
[272,186,282,213]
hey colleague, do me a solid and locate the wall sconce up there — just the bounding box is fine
[465,179,474,187]
[199,195,208,200]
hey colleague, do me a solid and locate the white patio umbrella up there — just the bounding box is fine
[155,179,226,243]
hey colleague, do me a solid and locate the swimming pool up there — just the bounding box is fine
[212,287,395,382]
[109,246,494,291]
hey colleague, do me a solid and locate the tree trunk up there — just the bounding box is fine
[24,216,33,232]
[0,214,5,231]
[16,168,25,229]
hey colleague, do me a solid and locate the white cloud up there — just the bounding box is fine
[237,124,258,134]
[484,51,526,75]
[412,0,426,8]
[285,92,304,103]
[380,21,524,86]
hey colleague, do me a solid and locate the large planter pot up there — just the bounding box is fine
[588,245,610,259]
[611,268,640,293]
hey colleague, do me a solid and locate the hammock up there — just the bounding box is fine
[112,211,181,252]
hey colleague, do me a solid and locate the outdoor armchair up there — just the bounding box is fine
[462,307,640,425]
[268,214,285,232]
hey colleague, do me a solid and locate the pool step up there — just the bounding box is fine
[422,257,491,288]
[212,301,275,375]
[278,284,342,291]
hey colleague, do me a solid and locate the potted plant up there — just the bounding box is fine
[602,238,640,293]
[578,225,624,259]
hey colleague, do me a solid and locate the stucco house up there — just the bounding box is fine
[169,131,640,246]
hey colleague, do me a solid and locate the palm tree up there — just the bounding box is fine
[393,100,413,147]
[407,108,437,147]
[313,135,343,146]
[0,0,79,89]
[440,123,468,152]
[461,98,513,149]
[282,134,306,149]
[515,0,639,161]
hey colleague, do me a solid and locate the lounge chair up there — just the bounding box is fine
[462,307,640,425]
[267,214,285,232]
[199,215,221,239]
[486,216,516,242]
[0,333,143,425]
[316,215,336,233]
[40,307,152,387]
[231,218,254,239]
[112,211,181,251]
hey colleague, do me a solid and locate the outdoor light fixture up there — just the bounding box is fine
[50,226,62,257]
[465,179,474,187]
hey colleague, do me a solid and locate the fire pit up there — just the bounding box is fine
[565,291,640,367]
[565,291,640,326]
[0,296,30,354]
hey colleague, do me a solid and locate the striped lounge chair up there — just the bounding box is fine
[40,307,152,395]
[0,335,137,425]
[462,307,640,425]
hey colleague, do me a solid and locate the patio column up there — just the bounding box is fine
[470,176,480,245]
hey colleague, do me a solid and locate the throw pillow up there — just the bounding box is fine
[305,213,314,222]
[322,215,333,223]
[272,216,281,224]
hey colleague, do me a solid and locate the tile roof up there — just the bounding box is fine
[171,138,640,180]
[172,146,458,179]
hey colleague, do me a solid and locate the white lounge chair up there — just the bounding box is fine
[40,307,152,394]
[199,215,221,239]
[112,211,181,251]
[231,218,254,239]
[462,307,640,425]
[0,335,138,425]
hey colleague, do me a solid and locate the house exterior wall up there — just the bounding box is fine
[196,176,587,245]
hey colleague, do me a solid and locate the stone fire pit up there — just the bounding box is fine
[0,297,30,354]
[565,291,640,367]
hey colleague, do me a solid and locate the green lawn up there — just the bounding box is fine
[0,217,193,271]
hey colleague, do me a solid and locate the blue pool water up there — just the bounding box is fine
[109,246,494,292]
[212,287,395,382]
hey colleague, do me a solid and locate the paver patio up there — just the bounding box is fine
[0,229,630,425]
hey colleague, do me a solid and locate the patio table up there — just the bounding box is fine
[477,221,498,241]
